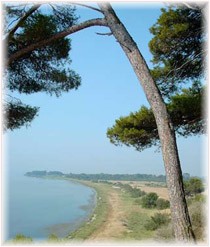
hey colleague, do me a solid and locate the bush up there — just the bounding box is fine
[144,213,170,231]
[141,192,158,208]
[12,234,33,243]
[130,188,146,198]
[144,218,158,231]
[119,183,146,198]
[48,234,59,242]
[156,198,170,209]
[184,177,204,196]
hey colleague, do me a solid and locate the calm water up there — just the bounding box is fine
[5,174,96,241]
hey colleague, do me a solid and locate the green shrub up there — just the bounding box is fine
[156,198,170,209]
[184,177,204,196]
[144,213,170,230]
[130,188,146,198]
[48,233,59,242]
[141,192,158,208]
[119,183,146,198]
[144,218,158,231]
[12,234,33,243]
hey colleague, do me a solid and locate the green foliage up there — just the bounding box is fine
[141,193,158,208]
[119,183,146,198]
[107,106,158,151]
[4,4,81,130]
[130,187,146,198]
[47,171,64,176]
[65,173,166,182]
[7,9,81,96]
[168,82,205,136]
[156,198,170,210]
[184,177,204,196]
[149,5,204,97]
[25,170,167,182]
[12,234,33,243]
[48,234,59,242]
[107,84,204,151]
[144,213,170,230]
[4,100,39,130]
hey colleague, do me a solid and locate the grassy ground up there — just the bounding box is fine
[117,187,164,241]
[67,180,166,242]
[58,180,207,244]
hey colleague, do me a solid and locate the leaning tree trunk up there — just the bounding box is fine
[99,3,195,243]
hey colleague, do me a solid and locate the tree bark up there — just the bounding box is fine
[98,3,195,243]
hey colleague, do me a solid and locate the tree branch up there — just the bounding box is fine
[6,4,41,40]
[6,18,108,66]
[69,2,103,13]
[96,32,112,36]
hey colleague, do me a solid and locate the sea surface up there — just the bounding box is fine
[5,174,96,241]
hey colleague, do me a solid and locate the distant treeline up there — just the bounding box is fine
[25,170,63,177]
[66,173,167,182]
[25,171,192,182]
[25,170,170,182]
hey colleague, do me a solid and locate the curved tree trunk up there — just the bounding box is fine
[99,3,195,243]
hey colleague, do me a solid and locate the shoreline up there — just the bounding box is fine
[65,179,110,241]
[67,180,98,235]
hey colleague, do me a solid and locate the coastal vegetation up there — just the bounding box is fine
[69,179,206,242]
[12,175,206,244]
[11,234,33,244]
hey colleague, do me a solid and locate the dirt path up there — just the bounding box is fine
[87,187,126,241]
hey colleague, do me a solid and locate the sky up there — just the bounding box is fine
[4,2,207,178]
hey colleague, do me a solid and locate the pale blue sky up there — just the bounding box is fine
[5,3,207,177]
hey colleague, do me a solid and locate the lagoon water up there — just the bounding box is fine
[5,174,96,241]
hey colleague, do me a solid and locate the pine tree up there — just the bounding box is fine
[4,4,81,130]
